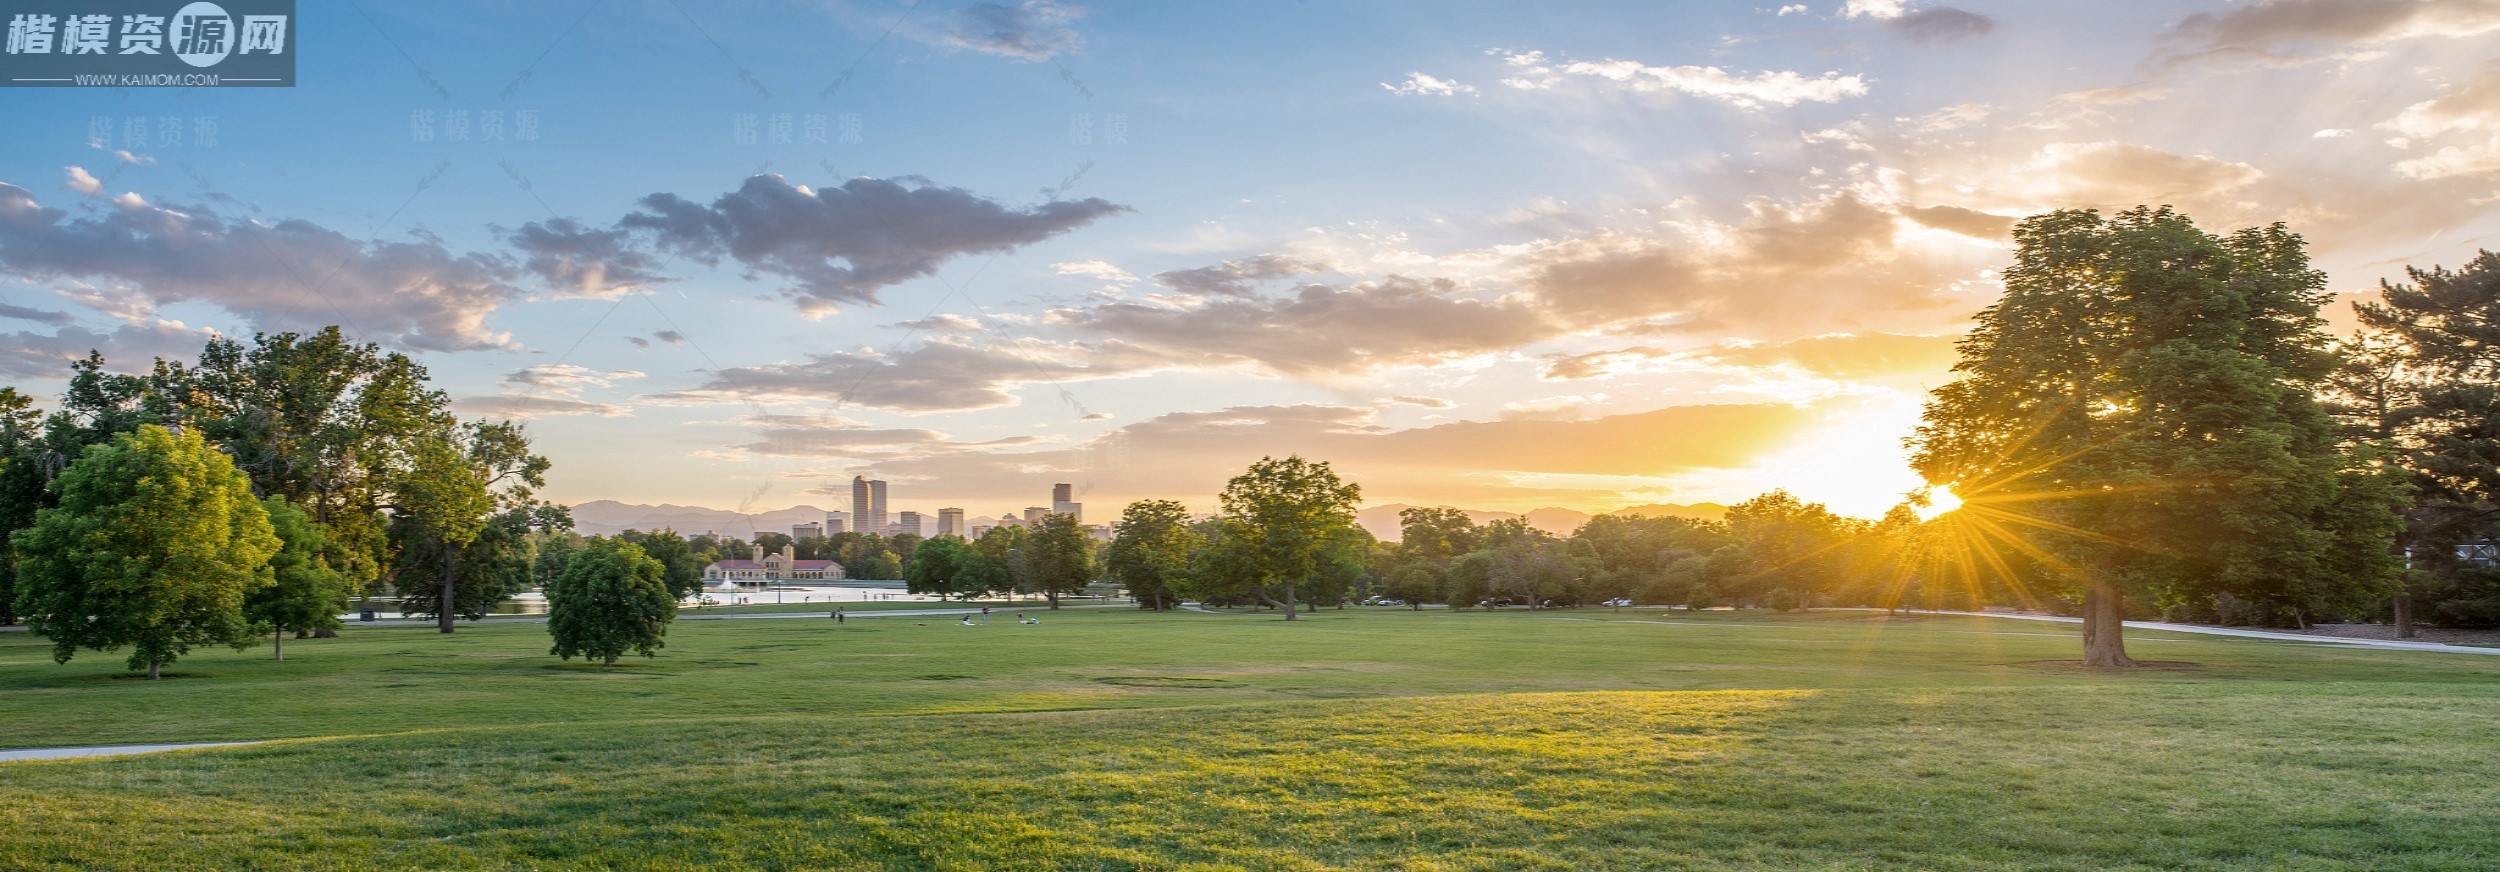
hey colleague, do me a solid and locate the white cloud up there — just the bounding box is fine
[62,166,100,196]
[1842,0,1905,18]
[1383,72,1478,97]
[1053,259,1137,283]
[503,363,645,395]
[1499,51,1868,109]
[2314,128,2353,138]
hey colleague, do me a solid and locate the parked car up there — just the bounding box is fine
[1601,597,1633,608]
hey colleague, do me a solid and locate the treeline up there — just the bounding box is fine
[0,328,558,675]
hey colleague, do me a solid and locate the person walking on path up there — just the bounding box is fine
[833,608,846,624]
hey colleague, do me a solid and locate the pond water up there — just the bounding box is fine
[341,583,944,620]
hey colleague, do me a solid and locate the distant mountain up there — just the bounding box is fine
[1609,502,1727,522]
[1355,502,1727,541]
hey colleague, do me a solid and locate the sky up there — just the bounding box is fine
[4,0,2500,521]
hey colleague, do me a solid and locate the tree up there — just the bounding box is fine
[963,526,1022,599]
[618,529,704,601]
[1107,500,1198,610]
[246,497,350,661]
[751,532,793,556]
[533,534,581,589]
[2337,251,2500,631]
[1024,513,1096,609]
[1217,456,1363,620]
[0,386,44,625]
[389,420,551,633]
[1910,207,2405,666]
[1382,564,1441,610]
[11,425,279,679]
[905,535,975,599]
[546,538,676,666]
[1716,491,1857,610]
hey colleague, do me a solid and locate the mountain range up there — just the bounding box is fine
[567,499,1725,541]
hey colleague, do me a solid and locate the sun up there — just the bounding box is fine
[1914,486,1963,520]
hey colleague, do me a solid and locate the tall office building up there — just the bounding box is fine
[792,522,822,540]
[851,476,889,536]
[850,477,870,532]
[1051,482,1081,524]
[896,511,923,536]
[938,507,965,537]
[870,480,888,534]
[1024,506,1049,526]
[824,517,846,535]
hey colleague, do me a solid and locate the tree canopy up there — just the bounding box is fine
[11,425,280,679]
[1910,207,2405,665]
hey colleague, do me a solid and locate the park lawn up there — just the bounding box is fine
[3,609,2498,870]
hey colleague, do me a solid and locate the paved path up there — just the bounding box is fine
[1925,610,2500,656]
[0,742,264,763]
[1554,609,2500,656]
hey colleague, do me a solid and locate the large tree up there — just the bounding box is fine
[617,529,705,601]
[2337,251,2500,631]
[905,535,977,599]
[1217,455,1362,621]
[1024,513,1096,609]
[1910,207,2406,666]
[546,538,676,666]
[11,425,280,679]
[247,497,351,661]
[389,421,552,633]
[1106,500,1198,610]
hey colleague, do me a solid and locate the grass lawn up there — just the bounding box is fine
[3,607,2497,870]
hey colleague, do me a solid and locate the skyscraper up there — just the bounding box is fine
[870,480,888,534]
[852,476,888,536]
[1051,483,1081,524]
[851,476,870,532]
[897,511,922,536]
[938,507,965,537]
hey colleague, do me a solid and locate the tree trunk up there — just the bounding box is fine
[1282,581,1298,621]
[438,541,459,634]
[1047,590,1060,610]
[273,620,284,662]
[2394,592,2415,640]
[2081,575,2135,668]
[147,659,161,680]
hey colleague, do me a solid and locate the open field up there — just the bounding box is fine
[4,608,2498,870]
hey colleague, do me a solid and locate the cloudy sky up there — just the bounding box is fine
[5,0,2499,520]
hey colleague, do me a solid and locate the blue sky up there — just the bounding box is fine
[6,0,2500,520]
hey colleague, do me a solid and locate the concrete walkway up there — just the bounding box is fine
[0,741,264,763]
[1556,608,2500,656]
[1926,610,2500,656]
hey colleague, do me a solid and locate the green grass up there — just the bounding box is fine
[4,608,2498,869]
